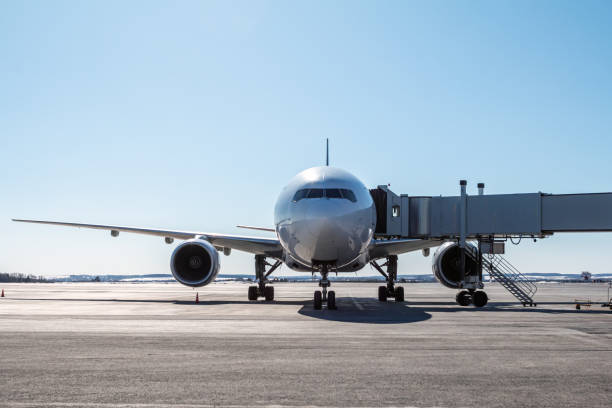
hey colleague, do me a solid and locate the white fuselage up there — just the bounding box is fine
[274,167,376,272]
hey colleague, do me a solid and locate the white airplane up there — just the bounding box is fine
[13,164,454,310]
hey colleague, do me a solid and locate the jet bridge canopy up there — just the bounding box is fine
[370,185,612,239]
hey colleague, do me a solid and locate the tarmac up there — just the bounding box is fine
[0,281,610,408]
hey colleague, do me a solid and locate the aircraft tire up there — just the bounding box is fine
[264,286,274,301]
[327,290,336,310]
[378,286,387,302]
[248,286,258,301]
[314,290,322,310]
[394,286,405,302]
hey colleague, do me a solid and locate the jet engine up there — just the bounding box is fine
[170,239,220,287]
[432,242,479,289]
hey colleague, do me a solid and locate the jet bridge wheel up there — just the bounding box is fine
[314,290,322,310]
[472,291,488,307]
[456,290,471,306]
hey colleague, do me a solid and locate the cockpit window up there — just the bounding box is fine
[307,188,324,198]
[292,188,357,202]
[292,189,309,202]
[340,189,357,202]
[325,189,342,198]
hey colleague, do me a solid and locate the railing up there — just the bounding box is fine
[465,245,537,305]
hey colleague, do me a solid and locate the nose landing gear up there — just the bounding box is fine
[248,255,282,301]
[313,264,336,310]
[371,255,404,302]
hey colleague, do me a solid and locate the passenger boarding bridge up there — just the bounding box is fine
[370,182,612,306]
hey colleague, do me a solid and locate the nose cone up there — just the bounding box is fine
[285,200,372,266]
[306,218,343,262]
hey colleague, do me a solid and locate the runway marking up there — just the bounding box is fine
[347,287,364,310]
[3,404,443,408]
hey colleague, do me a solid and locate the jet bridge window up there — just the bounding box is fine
[392,205,400,217]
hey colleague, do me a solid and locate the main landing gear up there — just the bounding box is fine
[370,255,405,302]
[248,255,282,302]
[313,264,337,310]
[456,289,488,307]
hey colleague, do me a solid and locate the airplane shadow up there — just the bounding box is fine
[298,298,432,324]
[298,298,612,323]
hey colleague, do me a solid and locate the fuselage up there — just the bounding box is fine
[274,167,376,272]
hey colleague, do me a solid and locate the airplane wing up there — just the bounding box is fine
[368,238,442,260]
[236,225,276,232]
[12,219,284,258]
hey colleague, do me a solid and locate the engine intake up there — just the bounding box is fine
[432,242,479,289]
[170,239,220,287]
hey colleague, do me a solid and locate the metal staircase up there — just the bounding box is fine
[465,246,537,306]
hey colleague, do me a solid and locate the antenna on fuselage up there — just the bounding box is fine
[326,138,329,166]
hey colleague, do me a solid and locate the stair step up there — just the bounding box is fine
[466,249,536,304]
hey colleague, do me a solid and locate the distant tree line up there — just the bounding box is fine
[0,273,50,283]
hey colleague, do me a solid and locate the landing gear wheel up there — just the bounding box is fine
[264,286,274,301]
[378,286,388,302]
[456,290,471,306]
[248,286,258,301]
[314,290,322,310]
[327,290,337,310]
[394,286,405,302]
[473,291,488,307]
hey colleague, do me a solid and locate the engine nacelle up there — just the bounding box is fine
[432,242,479,289]
[170,239,220,287]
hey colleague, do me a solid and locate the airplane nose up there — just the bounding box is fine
[303,200,357,263]
[283,198,372,267]
[306,218,342,262]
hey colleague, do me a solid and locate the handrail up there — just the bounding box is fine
[465,245,537,304]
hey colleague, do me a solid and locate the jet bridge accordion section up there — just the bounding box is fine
[370,186,612,239]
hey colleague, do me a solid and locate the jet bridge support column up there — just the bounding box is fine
[459,180,467,286]
[475,183,486,287]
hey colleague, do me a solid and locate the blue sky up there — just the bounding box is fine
[1,0,612,278]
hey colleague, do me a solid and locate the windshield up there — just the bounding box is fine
[292,188,357,202]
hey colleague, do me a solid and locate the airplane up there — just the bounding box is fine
[12,162,451,310]
[15,139,502,310]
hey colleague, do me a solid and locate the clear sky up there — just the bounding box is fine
[1,0,612,278]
